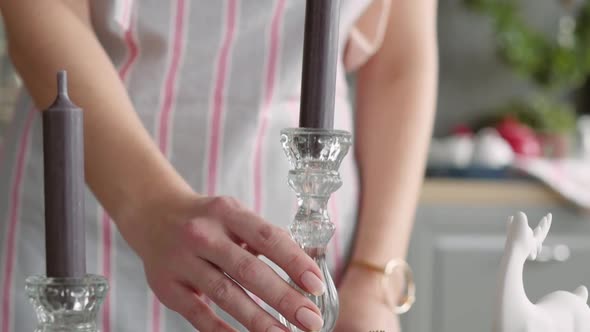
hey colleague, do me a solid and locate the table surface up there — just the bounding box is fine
[420,178,567,206]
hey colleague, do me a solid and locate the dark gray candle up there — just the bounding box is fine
[299,0,341,129]
[43,70,86,278]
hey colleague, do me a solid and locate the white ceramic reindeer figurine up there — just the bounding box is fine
[494,212,590,332]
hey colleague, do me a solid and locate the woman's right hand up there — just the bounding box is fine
[120,193,325,332]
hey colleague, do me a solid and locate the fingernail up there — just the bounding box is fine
[301,271,325,296]
[296,307,324,331]
[267,325,287,332]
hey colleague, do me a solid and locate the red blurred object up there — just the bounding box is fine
[495,118,542,157]
[452,124,474,137]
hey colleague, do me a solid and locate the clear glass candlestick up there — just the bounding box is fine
[279,128,352,332]
[25,275,108,332]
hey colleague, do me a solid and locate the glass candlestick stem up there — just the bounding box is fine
[279,128,352,332]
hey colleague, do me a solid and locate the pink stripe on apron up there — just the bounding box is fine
[253,0,286,214]
[204,0,239,308]
[1,108,36,332]
[152,0,189,330]
[207,0,238,198]
[250,0,287,307]
[100,6,140,332]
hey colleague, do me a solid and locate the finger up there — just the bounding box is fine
[223,208,325,296]
[240,242,260,257]
[184,257,289,332]
[206,240,324,332]
[171,283,236,332]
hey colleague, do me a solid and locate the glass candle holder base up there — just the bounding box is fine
[279,249,339,331]
[25,274,108,332]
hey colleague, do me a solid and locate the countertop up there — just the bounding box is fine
[420,178,567,206]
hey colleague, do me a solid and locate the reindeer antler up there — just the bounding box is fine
[529,214,552,260]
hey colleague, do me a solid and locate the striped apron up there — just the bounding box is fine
[0,1,378,330]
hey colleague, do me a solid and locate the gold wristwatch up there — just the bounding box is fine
[350,259,416,314]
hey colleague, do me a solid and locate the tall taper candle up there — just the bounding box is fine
[43,70,86,278]
[299,0,341,129]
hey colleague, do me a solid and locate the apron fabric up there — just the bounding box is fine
[0,1,374,331]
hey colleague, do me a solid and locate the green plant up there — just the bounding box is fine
[464,0,590,92]
[463,0,587,135]
[491,95,577,133]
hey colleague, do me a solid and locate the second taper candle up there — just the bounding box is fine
[299,0,342,129]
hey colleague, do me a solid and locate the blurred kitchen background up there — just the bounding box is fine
[407,1,590,332]
[2,1,590,332]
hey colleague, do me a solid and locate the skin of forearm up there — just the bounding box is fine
[2,1,194,242]
[350,0,438,265]
[352,68,437,265]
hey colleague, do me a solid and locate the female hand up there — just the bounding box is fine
[335,266,401,332]
[120,193,325,332]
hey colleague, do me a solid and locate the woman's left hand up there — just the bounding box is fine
[335,266,401,332]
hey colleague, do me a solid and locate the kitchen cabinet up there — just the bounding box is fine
[401,179,590,332]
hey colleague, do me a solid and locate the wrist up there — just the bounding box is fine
[118,175,197,223]
[115,177,192,218]
[340,264,401,313]
[93,142,194,221]
[103,157,198,246]
[350,216,412,265]
[116,182,200,258]
[345,261,400,291]
[344,258,416,314]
